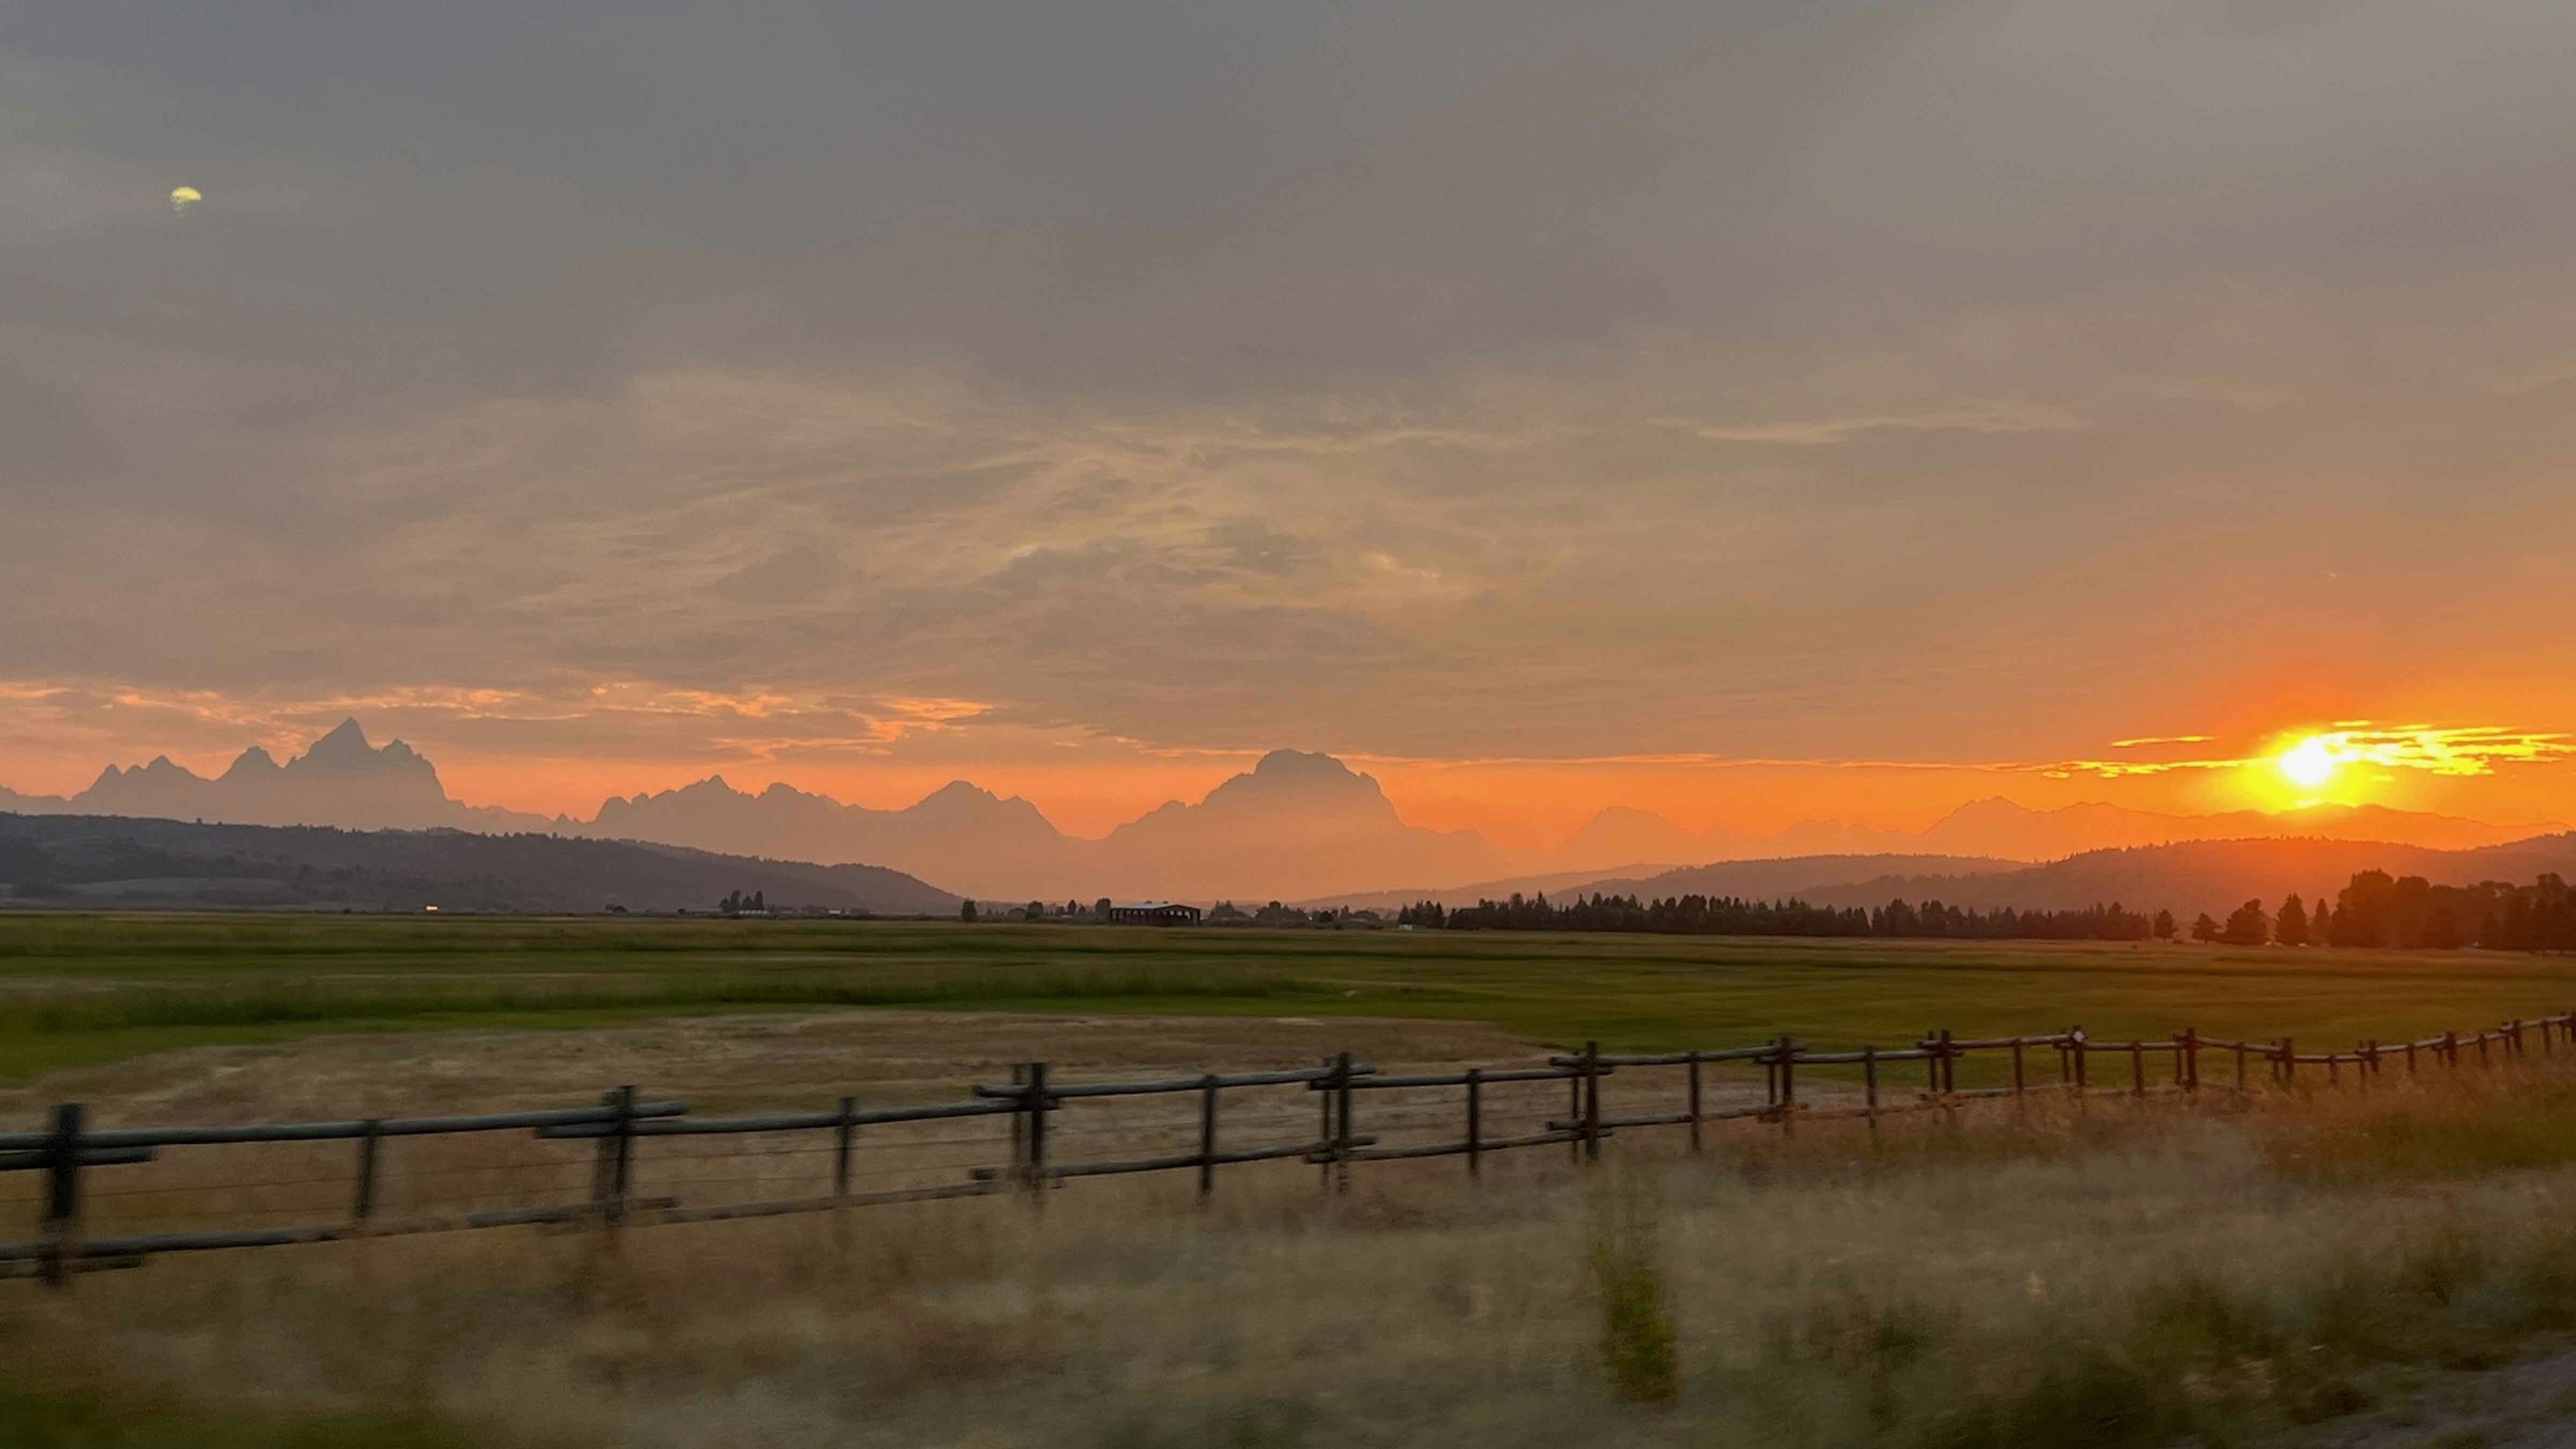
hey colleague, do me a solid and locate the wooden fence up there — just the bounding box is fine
[6,1012,2571,1287]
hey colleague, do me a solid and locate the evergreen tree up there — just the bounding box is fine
[2274,895,2308,947]
[960,899,978,923]
[2190,912,2222,942]
[2153,908,2177,940]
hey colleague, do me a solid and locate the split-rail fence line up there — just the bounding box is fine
[6,1012,2572,1288]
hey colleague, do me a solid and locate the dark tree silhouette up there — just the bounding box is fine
[2190,912,2221,943]
[2274,894,2308,948]
[2220,899,2268,946]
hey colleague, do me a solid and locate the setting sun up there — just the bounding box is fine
[2278,735,2340,791]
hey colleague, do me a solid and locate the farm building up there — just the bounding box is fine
[1104,901,1203,926]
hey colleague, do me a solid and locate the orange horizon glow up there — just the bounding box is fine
[8,706,2573,852]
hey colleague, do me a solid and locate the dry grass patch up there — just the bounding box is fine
[13,1077,2576,1445]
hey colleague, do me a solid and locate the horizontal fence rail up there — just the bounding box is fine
[7,1013,2573,1287]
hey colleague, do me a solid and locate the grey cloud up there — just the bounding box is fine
[9,3,2576,767]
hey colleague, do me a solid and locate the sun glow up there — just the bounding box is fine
[2277,735,2341,792]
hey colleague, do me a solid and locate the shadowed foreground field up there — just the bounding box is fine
[19,1069,2576,1445]
[6,913,2576,1084]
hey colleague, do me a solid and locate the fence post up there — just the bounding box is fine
[353,1118,382,1225]
[1939,1029,1957,1096]
[1863,1045,1879,1132]
[598,1086,636,1233]
[1685,1052,1703,1155]
[2130,1039,2145,1097]
[1568,1060,1584,1166]
[1026,1062,1051,1205]
[2406,1039,2418,1074]
[2477,1031,2491,1067]
[2010,1038,2025,1103]
[2072,1027,2088,1092]
[1466,1067,1483,1180]
[2180,1027,2198,1093]
[1319,1046,1340,1185]
[1776,1035,1797,1135]
[1333,1051,1355,1196]
[1197,1073,1219,1204]
[2235,1040,2247,1092]
[1581,1041,1603,1163]
[1008,1064,1026,1174]
[833,1096,856,1201]
[2281,1038,2295,1087]
[2446,1031,2459,1071]
[42,1103,82,1291]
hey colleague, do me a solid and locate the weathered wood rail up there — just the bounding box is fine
[6,1012,2571,1287]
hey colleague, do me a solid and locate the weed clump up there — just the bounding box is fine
[1586,1177,1680,1404]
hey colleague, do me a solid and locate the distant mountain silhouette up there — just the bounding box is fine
[1093,750,1504,898]
[8,721,2567,903]
[580,749,1501,898]
[1780,833,2576,920]
[0,812,956,914]
[1553,796,2559,869]
[587,774,1074,896]
[13,720,559,834]
[1299,853,2023,913]
[1562,854,2028,905]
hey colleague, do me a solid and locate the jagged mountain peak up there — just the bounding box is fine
[303,718,374,759]
[221,747,283,780]
[1202,750,1387,809]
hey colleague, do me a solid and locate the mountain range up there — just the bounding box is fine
[2,720,2564,902]
[1738,833,2576,921]
[1553,796,2556,870]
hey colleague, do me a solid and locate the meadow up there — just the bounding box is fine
[18,1057,2576,1446]
[4,912,2575,1086]
[12,913,2576,1445]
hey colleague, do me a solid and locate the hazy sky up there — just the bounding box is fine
[6,2,2574,843]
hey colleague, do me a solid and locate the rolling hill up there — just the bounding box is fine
[0,813,958,916]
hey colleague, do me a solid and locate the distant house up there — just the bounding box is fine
[1106,901,1203,926]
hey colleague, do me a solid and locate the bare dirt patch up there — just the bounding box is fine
[0,1009,1553,1124]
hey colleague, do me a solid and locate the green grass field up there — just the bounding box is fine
[5,912,2575,1086]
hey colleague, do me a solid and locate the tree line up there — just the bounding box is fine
[2187,872,2575,951]
[1393,871,2576,952]
[1396,893,2162,941]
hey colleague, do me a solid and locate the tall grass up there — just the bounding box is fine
[16,1071,2576,1445]
[1586,1175,1679,1404]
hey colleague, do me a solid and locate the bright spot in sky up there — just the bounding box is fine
[2278,735,2340,791]
[169,185,202,216]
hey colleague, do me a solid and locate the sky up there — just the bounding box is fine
[5,2,2575,847]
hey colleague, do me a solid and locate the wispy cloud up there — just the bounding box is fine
[2036,726,2576,780]
[1658,401,2089,447]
